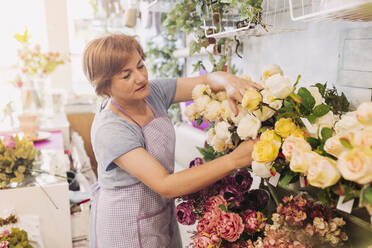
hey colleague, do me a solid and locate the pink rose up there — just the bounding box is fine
[2,135,16,149]
[193,232,221,248]
[197,209,222,233]
[0,241,8,248]
[205,195,228,212]
[216,211,244,242]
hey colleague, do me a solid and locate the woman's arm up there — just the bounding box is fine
[114,139,256,199]
[173,72,262,115]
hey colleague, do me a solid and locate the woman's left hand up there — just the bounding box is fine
[207,71,263,116]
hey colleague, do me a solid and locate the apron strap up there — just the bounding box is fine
[111,99,156,127]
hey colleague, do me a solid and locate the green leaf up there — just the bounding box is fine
[307,137,320,149]
[298,87,315,113]
[363,187,372,205]
[219,204,227,212]
[196,119,203,127]
[306,114,317,124]
[321,127,333,141]
[317,190,331,206]
[279,171,296,187]
[339,137,353,149]
[313,104,330,117]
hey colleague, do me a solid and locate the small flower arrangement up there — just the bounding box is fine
[253,195,348,248]
[0,228,33,248]
[14,28,68,81]
[0,136,39,188]
[176,158,270,247]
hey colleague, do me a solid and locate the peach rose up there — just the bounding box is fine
[324,133,351,158]
[289,150,316,173]
[282,136,312,161]
[356,102,372,125]
[353,127,372,148]
[307,156,340,189]
[337,147,372,184]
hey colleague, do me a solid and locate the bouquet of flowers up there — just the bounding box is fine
[0,136,39,188]
[176,158,271,247]
[182,64,372,246]
[14,28,67,80]
[252,194,348,248]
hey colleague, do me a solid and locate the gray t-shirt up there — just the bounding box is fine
[91,78,177,189]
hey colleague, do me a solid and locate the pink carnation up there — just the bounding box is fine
[193,232,221,248]
[0,241,8,248]
[216,211,244,242]
[243,210,266,234]
[197,209,222,234]
[205,195,228,212]
[3,136,16,149]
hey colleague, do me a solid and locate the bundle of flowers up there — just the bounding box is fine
[176,158,270,247]
[0,228,33,248]
[185,64,372,213]
[0,136,39,188]
[248,194,348,248]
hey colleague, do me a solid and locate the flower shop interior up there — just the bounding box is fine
[1,0,372,247]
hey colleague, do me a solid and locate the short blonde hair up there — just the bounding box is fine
[82,34,145,97]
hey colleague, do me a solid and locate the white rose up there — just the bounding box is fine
[316,111,335,130]
[220,100,232,121]
[252,161,273,178]
[253,106,275,122]
[307,156,340,189]
[282,136,312,161]
[210,135,232,153]
[206,128,215,145]
[262,64,283,80]
[324,134,351,158]
[204,100,221,122]
[356,102,372,125]
[307,86,323,107]
[213,91,228,102]
[231,105,248,126]
[265,74,293,99]
[237,114,261,140]
[184,103,200,121]
[215,121,231,143]
[192,84,212,100]
[194,95,211,113]
[335,112,362,134]
[262,89,282,110]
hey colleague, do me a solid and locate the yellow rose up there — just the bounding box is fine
[213,91,228,102]
[291,129,305,139]
[192,84,212,100]
[260,129,282,148]
[242,89,262,112]
[252,140,279,163]
[220,100,232,121]
[184,103,200,121]
[337,147,372,184]
[307,155,340,189]
[282,136,312,161]
[275,118,297,138]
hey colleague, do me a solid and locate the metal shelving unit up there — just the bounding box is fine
[289,0,372,22]
[202,0,304,39]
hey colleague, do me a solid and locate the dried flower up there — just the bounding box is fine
[175,202,197,225]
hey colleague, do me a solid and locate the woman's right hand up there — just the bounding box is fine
[229,139,258,169]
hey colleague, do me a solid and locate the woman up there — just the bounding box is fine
[83,34,262,248]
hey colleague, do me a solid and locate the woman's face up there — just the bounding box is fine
[110,51,149,102]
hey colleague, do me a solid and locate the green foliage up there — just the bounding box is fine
[314,83,350,115]
[297,87,315,115]
[363,187,372,205]
[196,146,223,162]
